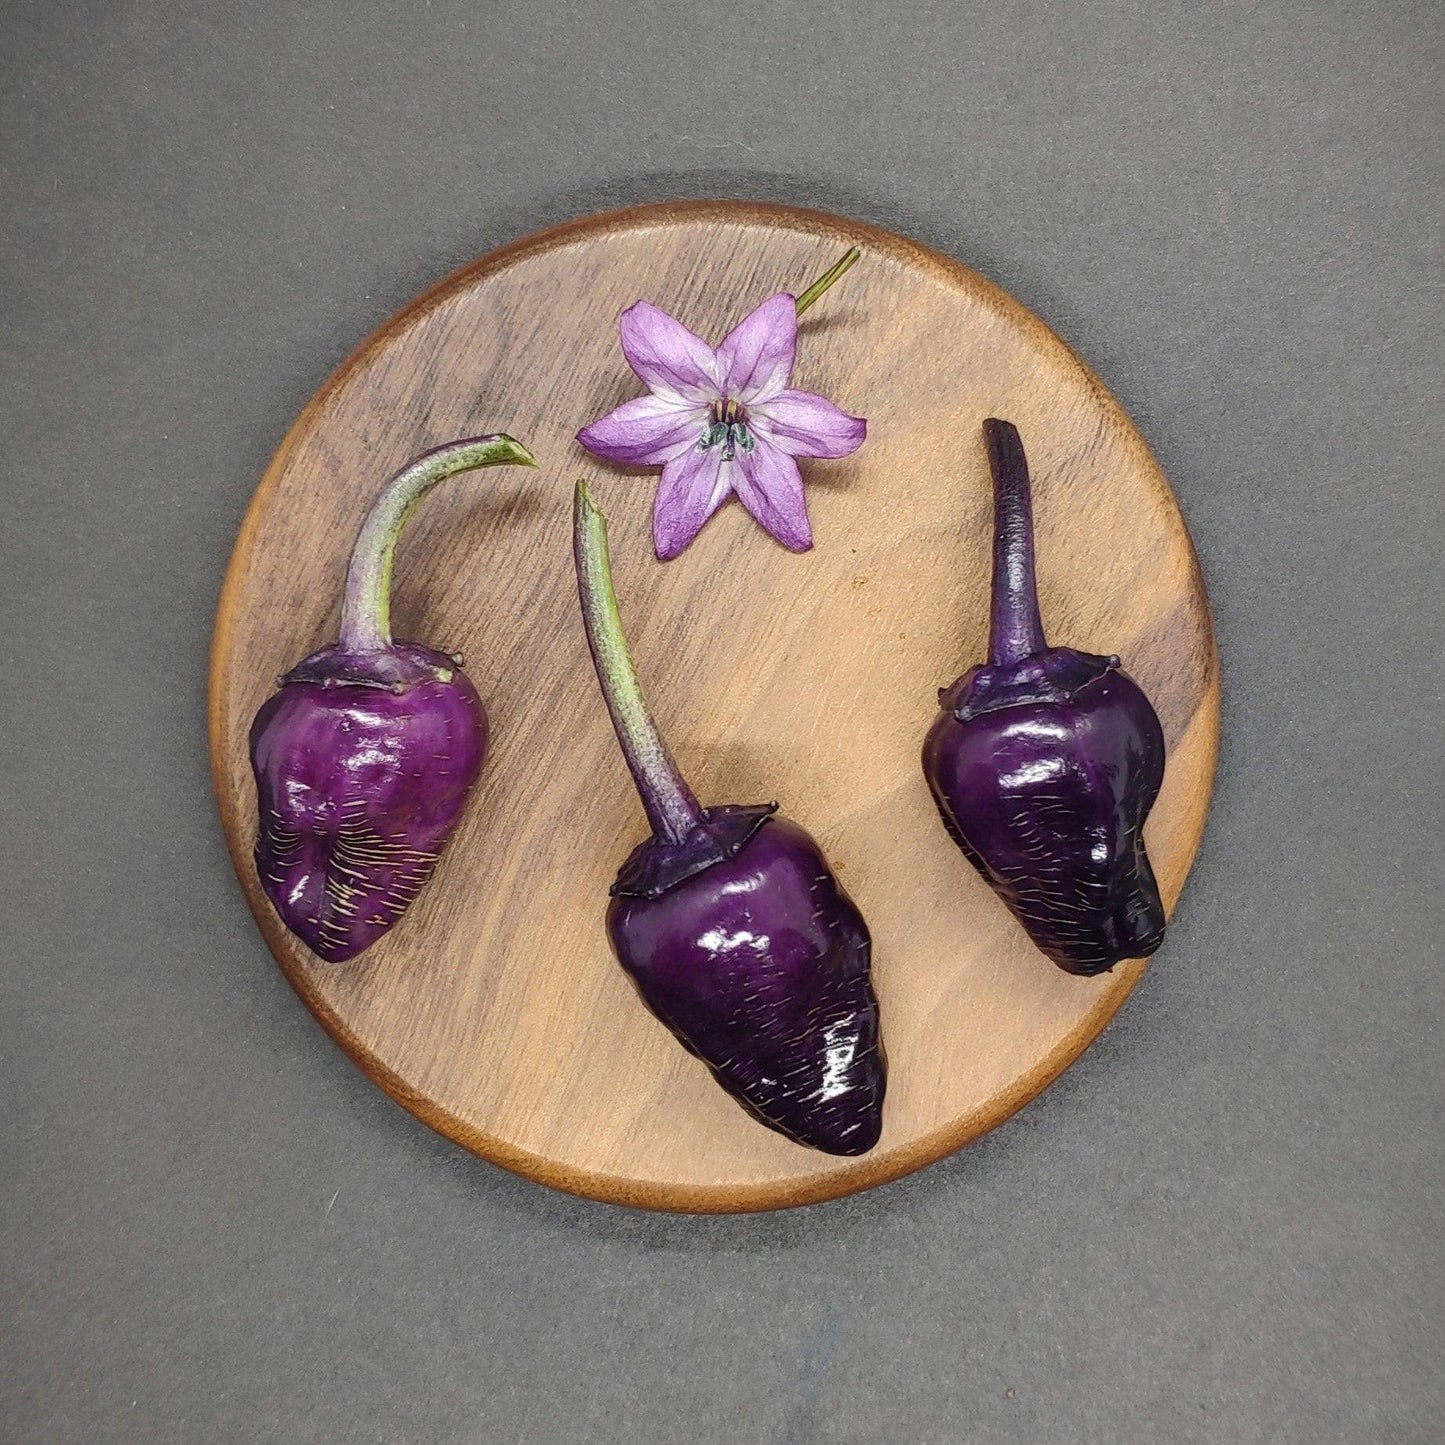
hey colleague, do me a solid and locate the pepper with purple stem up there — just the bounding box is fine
[249,434,535,962]
[573,480,886,1155]
[922,419,1167,976]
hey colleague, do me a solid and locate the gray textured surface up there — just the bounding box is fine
[3,0,1441,1440]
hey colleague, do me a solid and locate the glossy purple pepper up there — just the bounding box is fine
[249,435,535,961]
[574,481,885,1155]
[922,419,1167,976]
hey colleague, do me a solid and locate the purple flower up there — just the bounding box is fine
[578,277,866,560]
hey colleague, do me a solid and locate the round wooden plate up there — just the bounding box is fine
[211,201,1218,1213]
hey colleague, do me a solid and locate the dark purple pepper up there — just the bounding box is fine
[574,481,885,1155]
[922,419,1167,976]
[249,435,535,961]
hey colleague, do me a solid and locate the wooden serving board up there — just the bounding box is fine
[211,201,1219,1212]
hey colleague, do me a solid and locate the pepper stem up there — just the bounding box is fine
[794,246,860,316]
[338,435,535,654]
[573,480,703,845]
[984,418,1048,666]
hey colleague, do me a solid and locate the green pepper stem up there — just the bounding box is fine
[573,480,703,844]
[794,246,860,316]
[984,418,1048,666]
[338,435,535,654]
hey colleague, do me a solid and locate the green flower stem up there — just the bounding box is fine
[573,480,703,844]
[339,435,535,654]
[794,246,861,316]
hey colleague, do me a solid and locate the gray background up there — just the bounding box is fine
[3,0,1441,1440]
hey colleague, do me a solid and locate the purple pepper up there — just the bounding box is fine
[249,435,535,962]
[573,481,885,1155]
[922,419,1167,976]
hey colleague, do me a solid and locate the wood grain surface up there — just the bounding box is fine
[210,201,1219,1212]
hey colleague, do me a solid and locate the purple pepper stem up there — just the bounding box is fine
[338,435,536,656]
[573,480,703,845]
[984,417,1047,667]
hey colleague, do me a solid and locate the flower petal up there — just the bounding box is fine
[717,293,797,403]
[619,301,722,402]
[749,389,866,458]
[577,394,705,467]
[732,438,812,552]
[653,445,733,560]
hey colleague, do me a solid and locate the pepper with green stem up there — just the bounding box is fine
[249,434,535,962]
[574,480,886,1155]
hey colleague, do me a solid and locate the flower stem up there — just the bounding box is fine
[794,246,860,316]
[338,435,535,654]
[573,480,703,845]
[983,418,1048,666]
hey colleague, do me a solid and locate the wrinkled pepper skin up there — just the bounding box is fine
[607,811,885,1156]
[923,419,1168,976]
[250,642,487,963]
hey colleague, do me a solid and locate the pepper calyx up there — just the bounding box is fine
[944,647,1119,722]
[281,640,460,693]
[611,802,779,899]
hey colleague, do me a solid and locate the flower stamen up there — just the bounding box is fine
[699,397,755,462]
